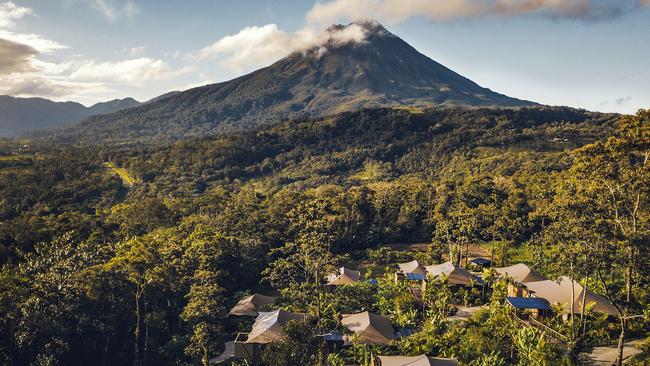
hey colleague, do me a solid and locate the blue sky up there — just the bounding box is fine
[0,0,648,113]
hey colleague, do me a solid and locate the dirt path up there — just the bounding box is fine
[583,339,643,365]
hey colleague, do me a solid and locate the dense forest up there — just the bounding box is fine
[0,107,648,366]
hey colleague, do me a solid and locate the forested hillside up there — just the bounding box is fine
[0,107,648,366]
[116,107,615,195]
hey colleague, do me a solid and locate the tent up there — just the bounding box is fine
[341,311,396,345]
[377,354,458,366]
[523,276,618,316]
[327,267,361,285]
[228,294,276,317]
[494,263,546,284]
[245,310,306,344]
[398,260,427,276]
[424,262,477,286]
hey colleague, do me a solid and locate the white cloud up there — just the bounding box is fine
[0,30,68,53]
[69,58,172,83]
[195,22,369,71]
[0,1,32,28]
[88,0,139,22]
[0,55,177,101]
[306,0,630,26]
[0,73,111,98]
[0,1,176,102]
[196,0,645,73]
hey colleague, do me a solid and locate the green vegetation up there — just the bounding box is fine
[104,162,139,187]
[0,107,648,365]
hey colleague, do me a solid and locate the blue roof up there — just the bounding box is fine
[506,297,551,310]
[368,279,378,285]
[395,328,418,338]
[322,331,343,341]
[406,273,425,281]
[470,258,492,265]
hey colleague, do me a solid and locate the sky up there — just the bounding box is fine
[0,0,648,113]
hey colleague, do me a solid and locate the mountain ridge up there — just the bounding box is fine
[55,20,537,144]
[0,95,141,137]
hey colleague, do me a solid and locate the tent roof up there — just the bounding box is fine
[494,263,546,284]
[425,262,476,286]
[377,354,458,366]
[398,260,427,276]
[523,276,618,316]
[245,310,306,344]
[341,311,396,345]
[228,293,276,317]
[327,267,361,285]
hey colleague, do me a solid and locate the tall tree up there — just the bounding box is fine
[549,110,650,365]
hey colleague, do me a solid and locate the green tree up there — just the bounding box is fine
[548,110,650,365]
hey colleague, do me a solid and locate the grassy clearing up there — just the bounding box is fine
[478,241,535,265]
[104,162,139,187]
[0,154,35,161]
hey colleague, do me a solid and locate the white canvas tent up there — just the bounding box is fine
[228,294,276,317]
[424,261,476,286]
[327,267,361,285]
[494,263,546,283]
[377,354,458,366]
[341,311,396,345]
[245,310,306,344]
[523,276,618,316]
[398,260,427,276]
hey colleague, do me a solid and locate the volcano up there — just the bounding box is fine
[59,20,536,143]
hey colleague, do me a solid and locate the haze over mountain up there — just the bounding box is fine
[0,95,140,137]
[55,20,536,144]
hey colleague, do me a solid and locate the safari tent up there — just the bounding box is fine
[327,267,361,285]
[244,310,306,344]
[228,293,276,317]
[398,260,427,276]
[376,354,458,366]
[424,261,477,286]
[341,311,396,345]
[523,276,618,316]
[494,263,546,284]
[494,263,546,297]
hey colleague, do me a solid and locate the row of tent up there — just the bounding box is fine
[220,307,458,365]
[397,260,479,286]
[323,260,618,317]
[233,309,397,345]
[220,261,617,364]
[230,262,618,319]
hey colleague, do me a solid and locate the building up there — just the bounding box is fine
[341,311,397,345]
[375,354,458,366]
[425,261,478,286]
[327,267,361,286]
[523,276,618,316]
[228,294,276,317]
[494,263,546,297]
